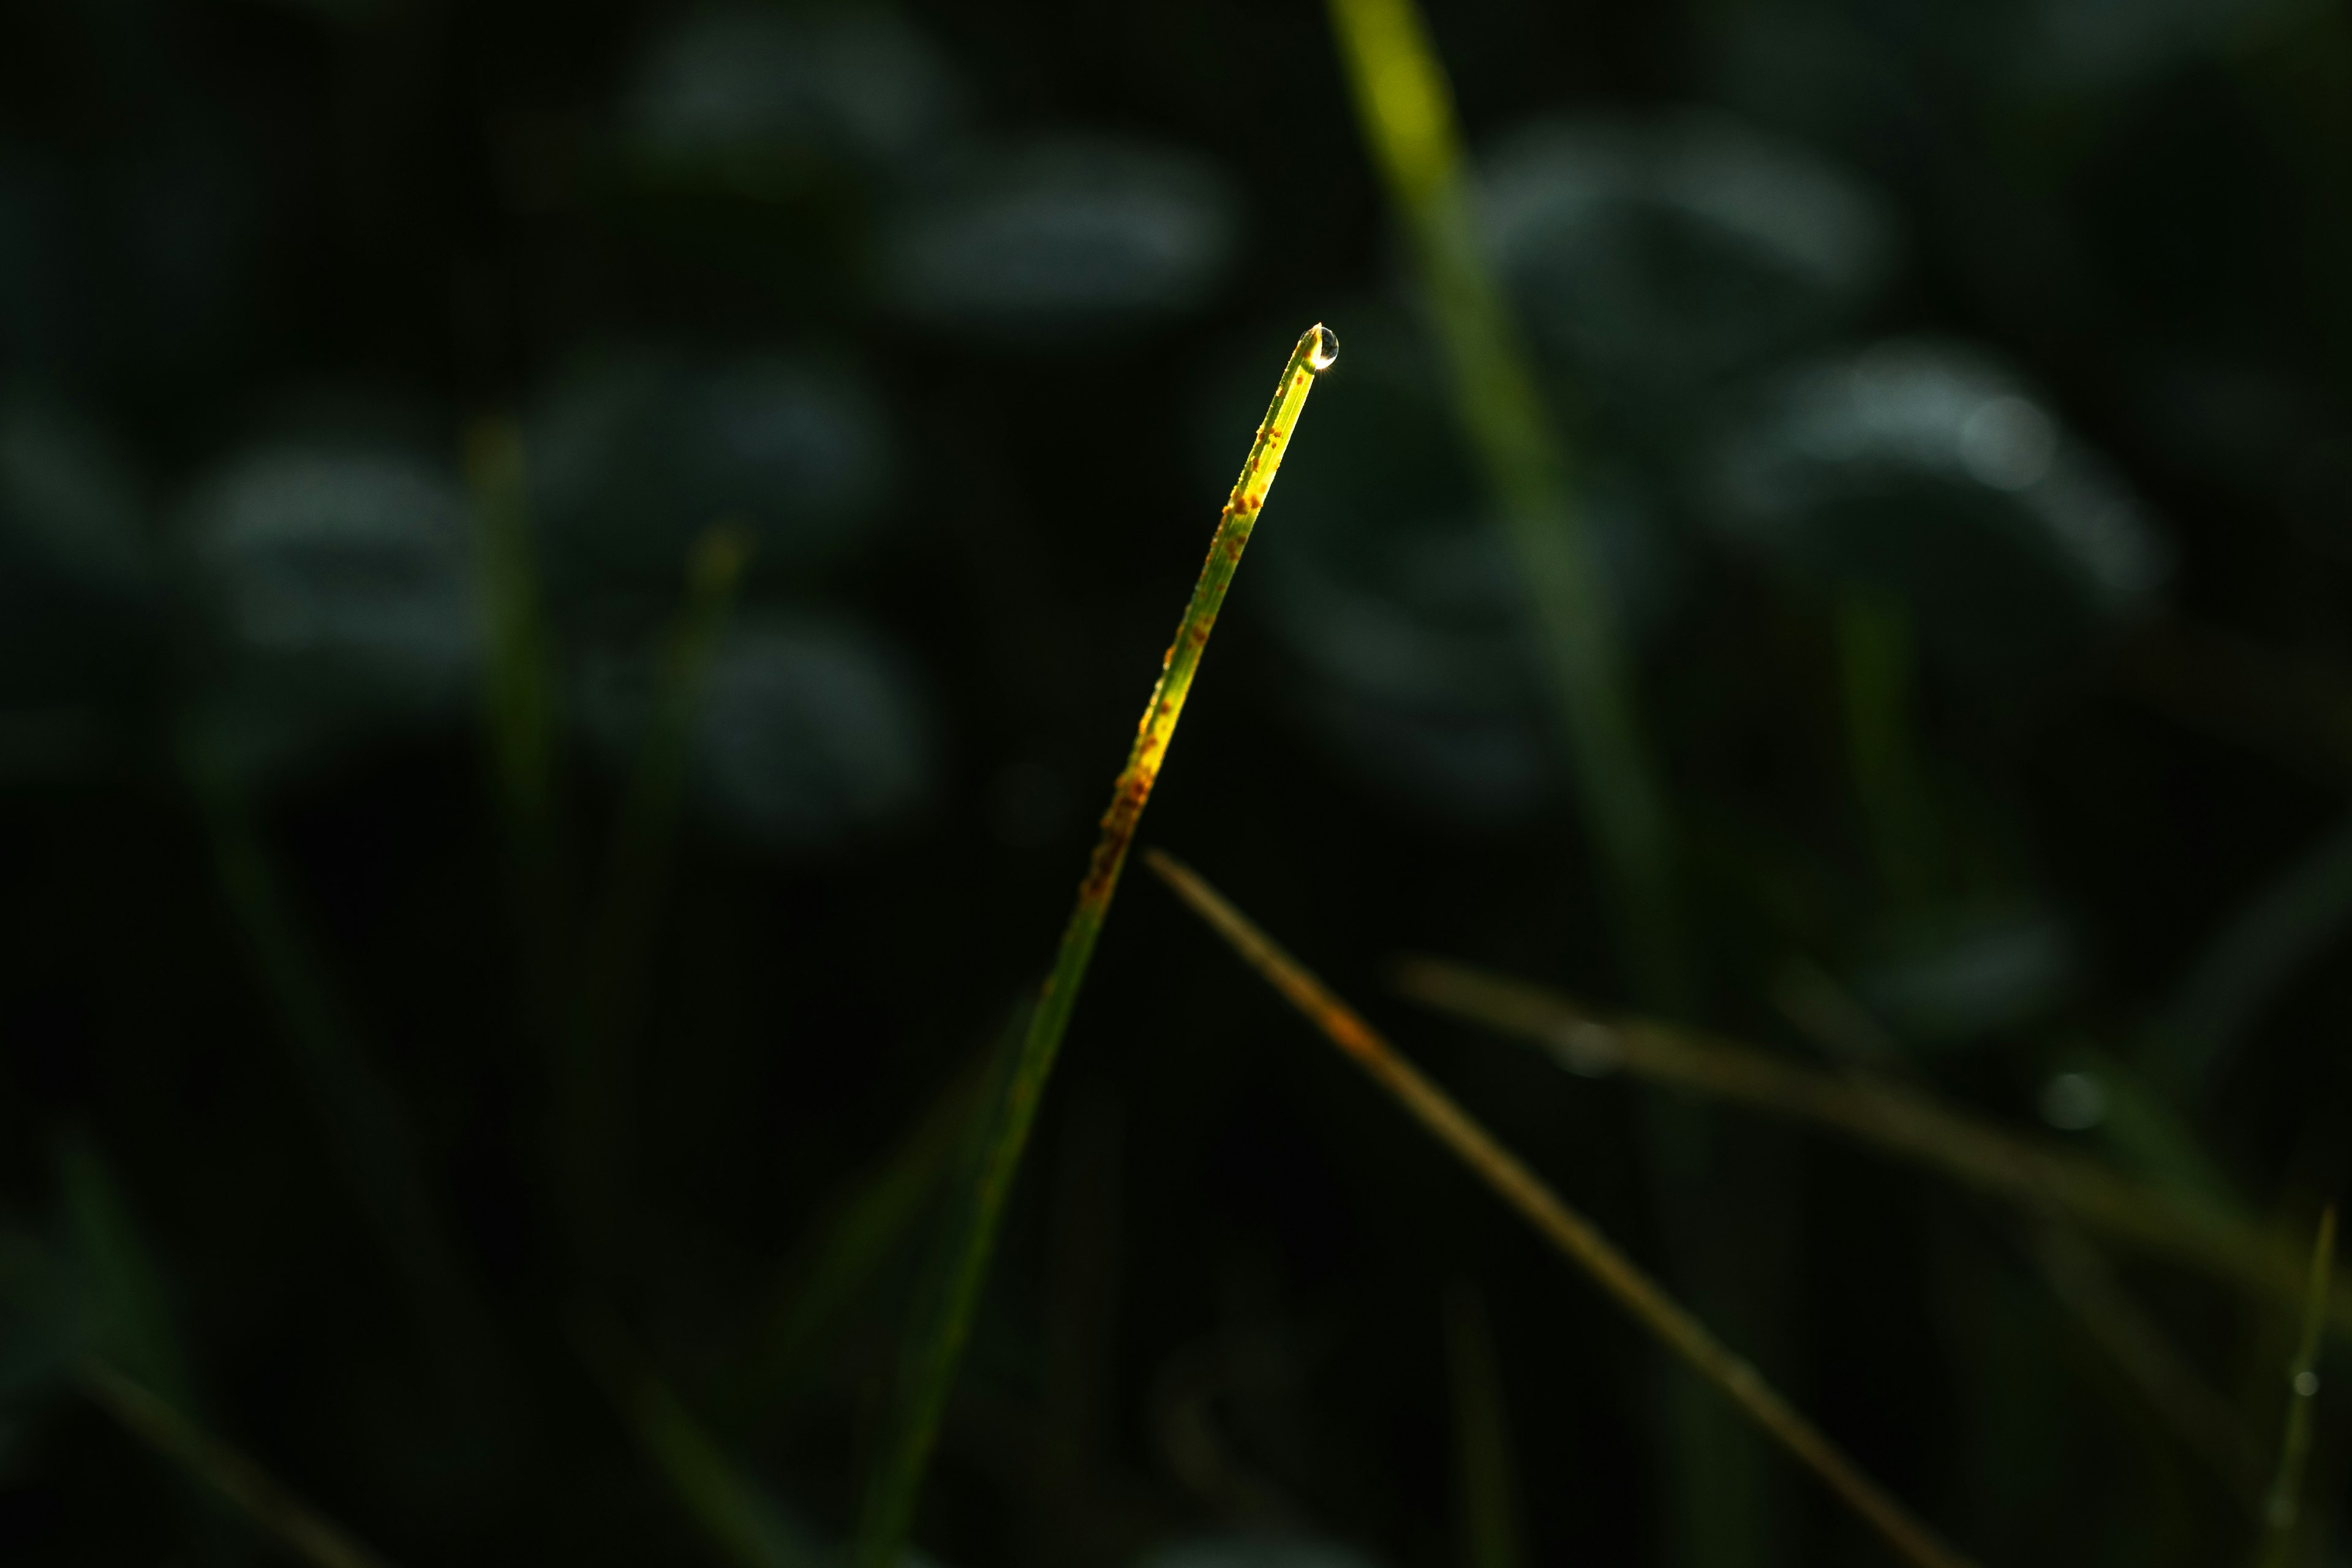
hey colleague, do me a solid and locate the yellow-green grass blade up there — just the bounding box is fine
[2253,1206,2335,1568]
[571,521,755,1238]
[1145,850,1980,1568]
[82,1359,399,1568]
[1325,0,1679,1001]
[1395,957,2352,1334]
[853,324,1336,1568]
[1446,1283,1525,1568]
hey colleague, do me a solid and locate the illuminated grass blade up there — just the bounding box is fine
[854,324,1337,1568]
[1325,0,1678,1000]
[572,521,755,1229]
[83,1359,399,1568]
[1144,851,1979,1568]
[1395,957,2352,1330]
[1446,1283,1525,1568]
[2253,1206,2335,1568]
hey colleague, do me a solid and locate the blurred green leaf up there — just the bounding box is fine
[1706,339,2168,692]
[624,6,961,188]
[1479,111,1894,401]
[880,136,1242,343]
[682,615,935,853]
[1854,905,2075,1044]
[529,351,893,609]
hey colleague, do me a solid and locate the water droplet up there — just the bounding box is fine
[1307,323,1340,373]
[2296,1370,2320,1397]
[2038,1071,2107,1131]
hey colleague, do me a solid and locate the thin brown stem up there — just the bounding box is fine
[1145,851,1981,1568]
[83,1360,399,1568]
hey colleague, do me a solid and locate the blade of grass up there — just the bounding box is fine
[1773,962,2263,1499]
[741,1044,994,1410]
[466,417,597,1264]
[2029,1222,2265,1507]
[81,1359,399,1568]
[2144,809,2352,1095]
[179,724,498,1403]
[571,521,756,1235]
[1446,1283,1524,1568]
[465,415,565,963]
[578,1317,826,1568]
[58,1140,258,1563]
[1394,957,2352,1331]
[1325,0,1678,1000]
[853,325,1338,1568]
[56,1138,192,1411]
[1144,850,1979,1568]
[2252,1206,2335,1568]
[1838,592,1939,915]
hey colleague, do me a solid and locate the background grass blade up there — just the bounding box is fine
[1395,956,2351,1330]
[744,1046,993,1408]
[57,1139,193,1412]
[1144,850,1980,1568]
[853,325,1337,1568]
[571,521,755,1239]
[464,415,566,962]
[465,416,596,1265]
[578,1317,825,1568]
[81,1359,399,1568]
[1446,1282,1525,1568]
[2253,1206,2335,1568]
[1318,12,1780,1556]
[2145,810,2352,1094]
[1324,0,1677,999]
[180,726,497,1404]
[2029,1223,2264,1506]
[1838,593,1939,914]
